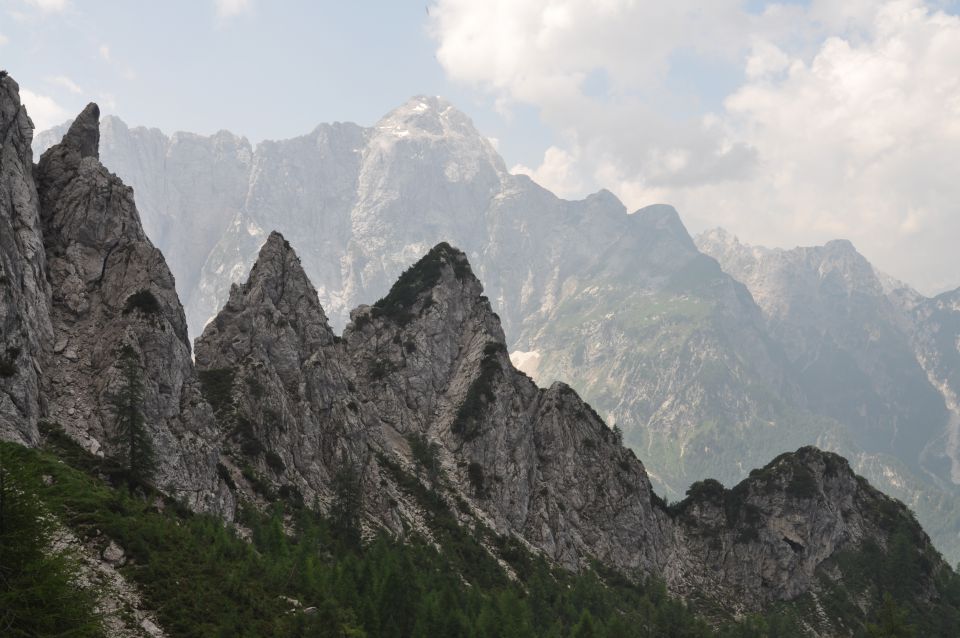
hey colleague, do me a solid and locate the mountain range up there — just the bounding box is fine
[33,93,960,568]
[6,71,960,634]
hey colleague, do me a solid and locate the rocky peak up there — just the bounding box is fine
[377,95,480,139]
[633,204,695,248]
[364,241,484,325]
[345,241,507,419]
[671,445,943,610]
[234,231,329,325]
[196,231,336,369]
[29,99,229,513]
[60,103,100,160]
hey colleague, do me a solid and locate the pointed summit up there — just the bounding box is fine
[377,95,479,138]
[243,231,319,304]
[61,102,100,159]
[199,230,334,358]
[369,242,479,327]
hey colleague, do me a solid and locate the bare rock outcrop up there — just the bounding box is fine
[34,102,231,514]
[0,74,52,444]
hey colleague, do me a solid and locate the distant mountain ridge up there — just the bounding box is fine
[35,97,960,566]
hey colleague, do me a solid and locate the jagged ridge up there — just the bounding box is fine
[5,80,959,634]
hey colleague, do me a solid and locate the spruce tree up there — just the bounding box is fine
[330,458,363,547]
[109,344,155,486]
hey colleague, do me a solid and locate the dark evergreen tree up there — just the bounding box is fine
[108,344,155,486]
[867,593,916,637]
[612,424,624,447]
[329,457,363,547]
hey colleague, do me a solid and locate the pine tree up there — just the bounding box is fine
[867,593,915,637]
[612,424,624,447]
[108,344,155,486]
[330,457,363,547]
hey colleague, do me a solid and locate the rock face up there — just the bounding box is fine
[195,231,951,620]
[30,102,231,514]
[0,75,52,445]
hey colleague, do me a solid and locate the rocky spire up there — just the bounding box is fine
[33,100,231,514]
[60,102,100,159]
[196,231,335,366]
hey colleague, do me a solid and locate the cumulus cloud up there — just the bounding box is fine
[430,0,758,194]
[430,0,960,294]
[512,146,585,199]
[214,0,253,18]
[677,1,960,293]
[20,89,68,131]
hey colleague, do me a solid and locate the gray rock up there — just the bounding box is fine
[102,540,125,566]
[34,101,233,516]
[0,74,53,445]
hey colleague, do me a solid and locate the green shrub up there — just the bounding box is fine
[406,433,441,483]
[198,367,236,416]
[368,358,396,381]
[371,242,471,326]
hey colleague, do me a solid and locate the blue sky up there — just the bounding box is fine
[3,0,960,294]
[0,0,554,169]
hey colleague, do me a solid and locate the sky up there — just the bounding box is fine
[3,0,959,294]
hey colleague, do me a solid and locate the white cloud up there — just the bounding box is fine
[20,89,68,131]
[214,0,252,18]
[48,75,82,94]
[25,0,68,13]
[430,0,758,194]
[431,0,960,294]
[674,0,960,293]
[98,44,110,61]
[512,146,585,198]
[0,33,8,46]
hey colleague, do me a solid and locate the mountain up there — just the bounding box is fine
[9,79,960,634]
[35,97,960,567]
[698,228,960,562]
